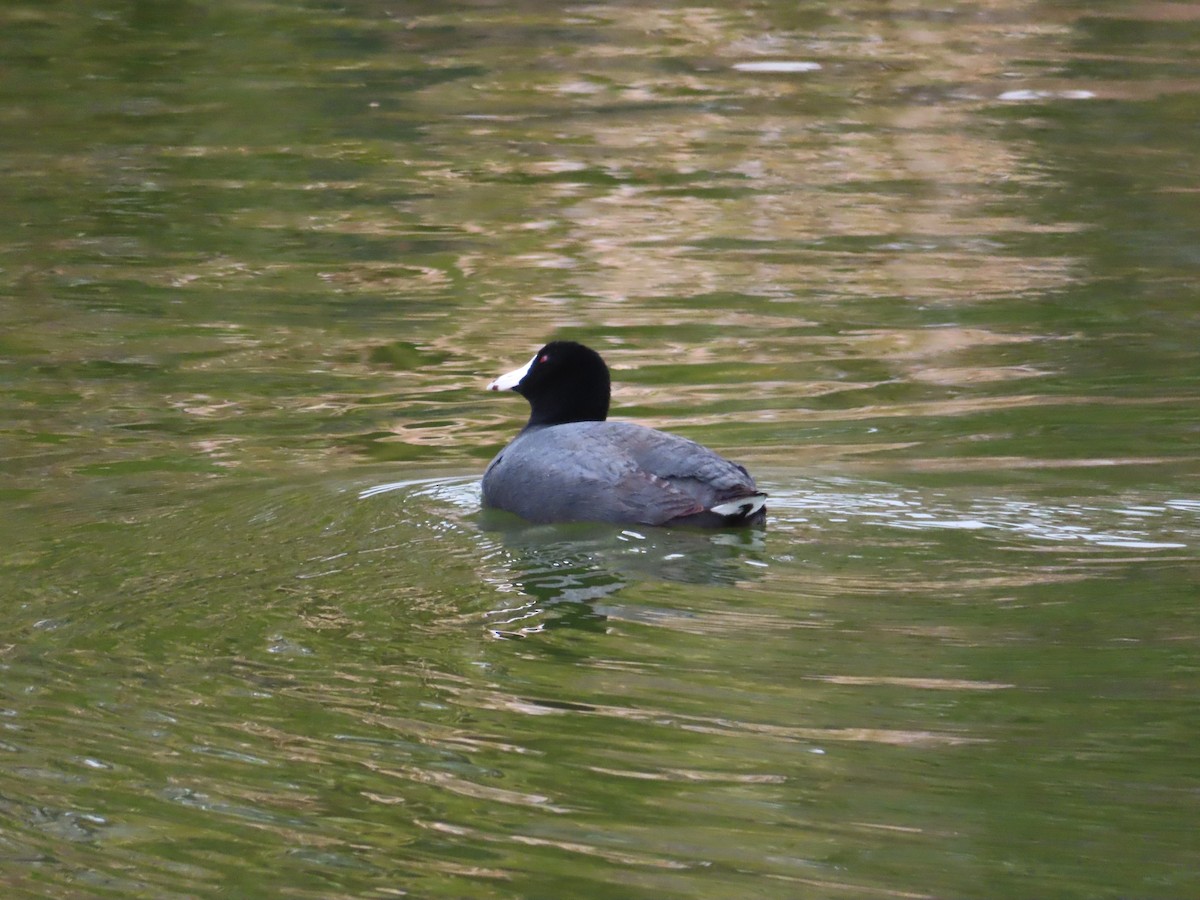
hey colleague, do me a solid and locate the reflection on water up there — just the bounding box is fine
[773,477,1196,551]
[360,475,769,635]
[1,461,1197,899]
[476,519,767,637]
[354,472,1198,639]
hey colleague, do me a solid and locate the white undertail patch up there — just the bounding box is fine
[709,493,767,519]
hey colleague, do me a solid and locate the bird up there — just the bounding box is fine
[481,340,766,528]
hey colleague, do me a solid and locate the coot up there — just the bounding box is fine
[482,341,766,527]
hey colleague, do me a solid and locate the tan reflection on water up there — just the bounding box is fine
[443,685,984,748]
[396,1,1098,353]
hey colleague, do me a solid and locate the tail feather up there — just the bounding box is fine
[708,492,768,523]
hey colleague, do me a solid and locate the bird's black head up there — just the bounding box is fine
[488,340,611,427]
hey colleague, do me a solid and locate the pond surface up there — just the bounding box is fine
[2,2,1199,898]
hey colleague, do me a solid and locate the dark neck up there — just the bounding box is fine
[524,383,608,428]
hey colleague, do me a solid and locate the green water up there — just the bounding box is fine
[2,2,1198,898]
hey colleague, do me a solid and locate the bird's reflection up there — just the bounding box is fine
[476,510,766,637]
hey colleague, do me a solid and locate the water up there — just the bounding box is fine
[2,2,1199,898]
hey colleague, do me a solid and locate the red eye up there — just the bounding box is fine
[539,354,550,363]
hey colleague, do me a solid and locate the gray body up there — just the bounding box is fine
[482,421,763,527]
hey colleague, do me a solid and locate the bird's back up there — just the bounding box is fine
[482,421,763,527]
